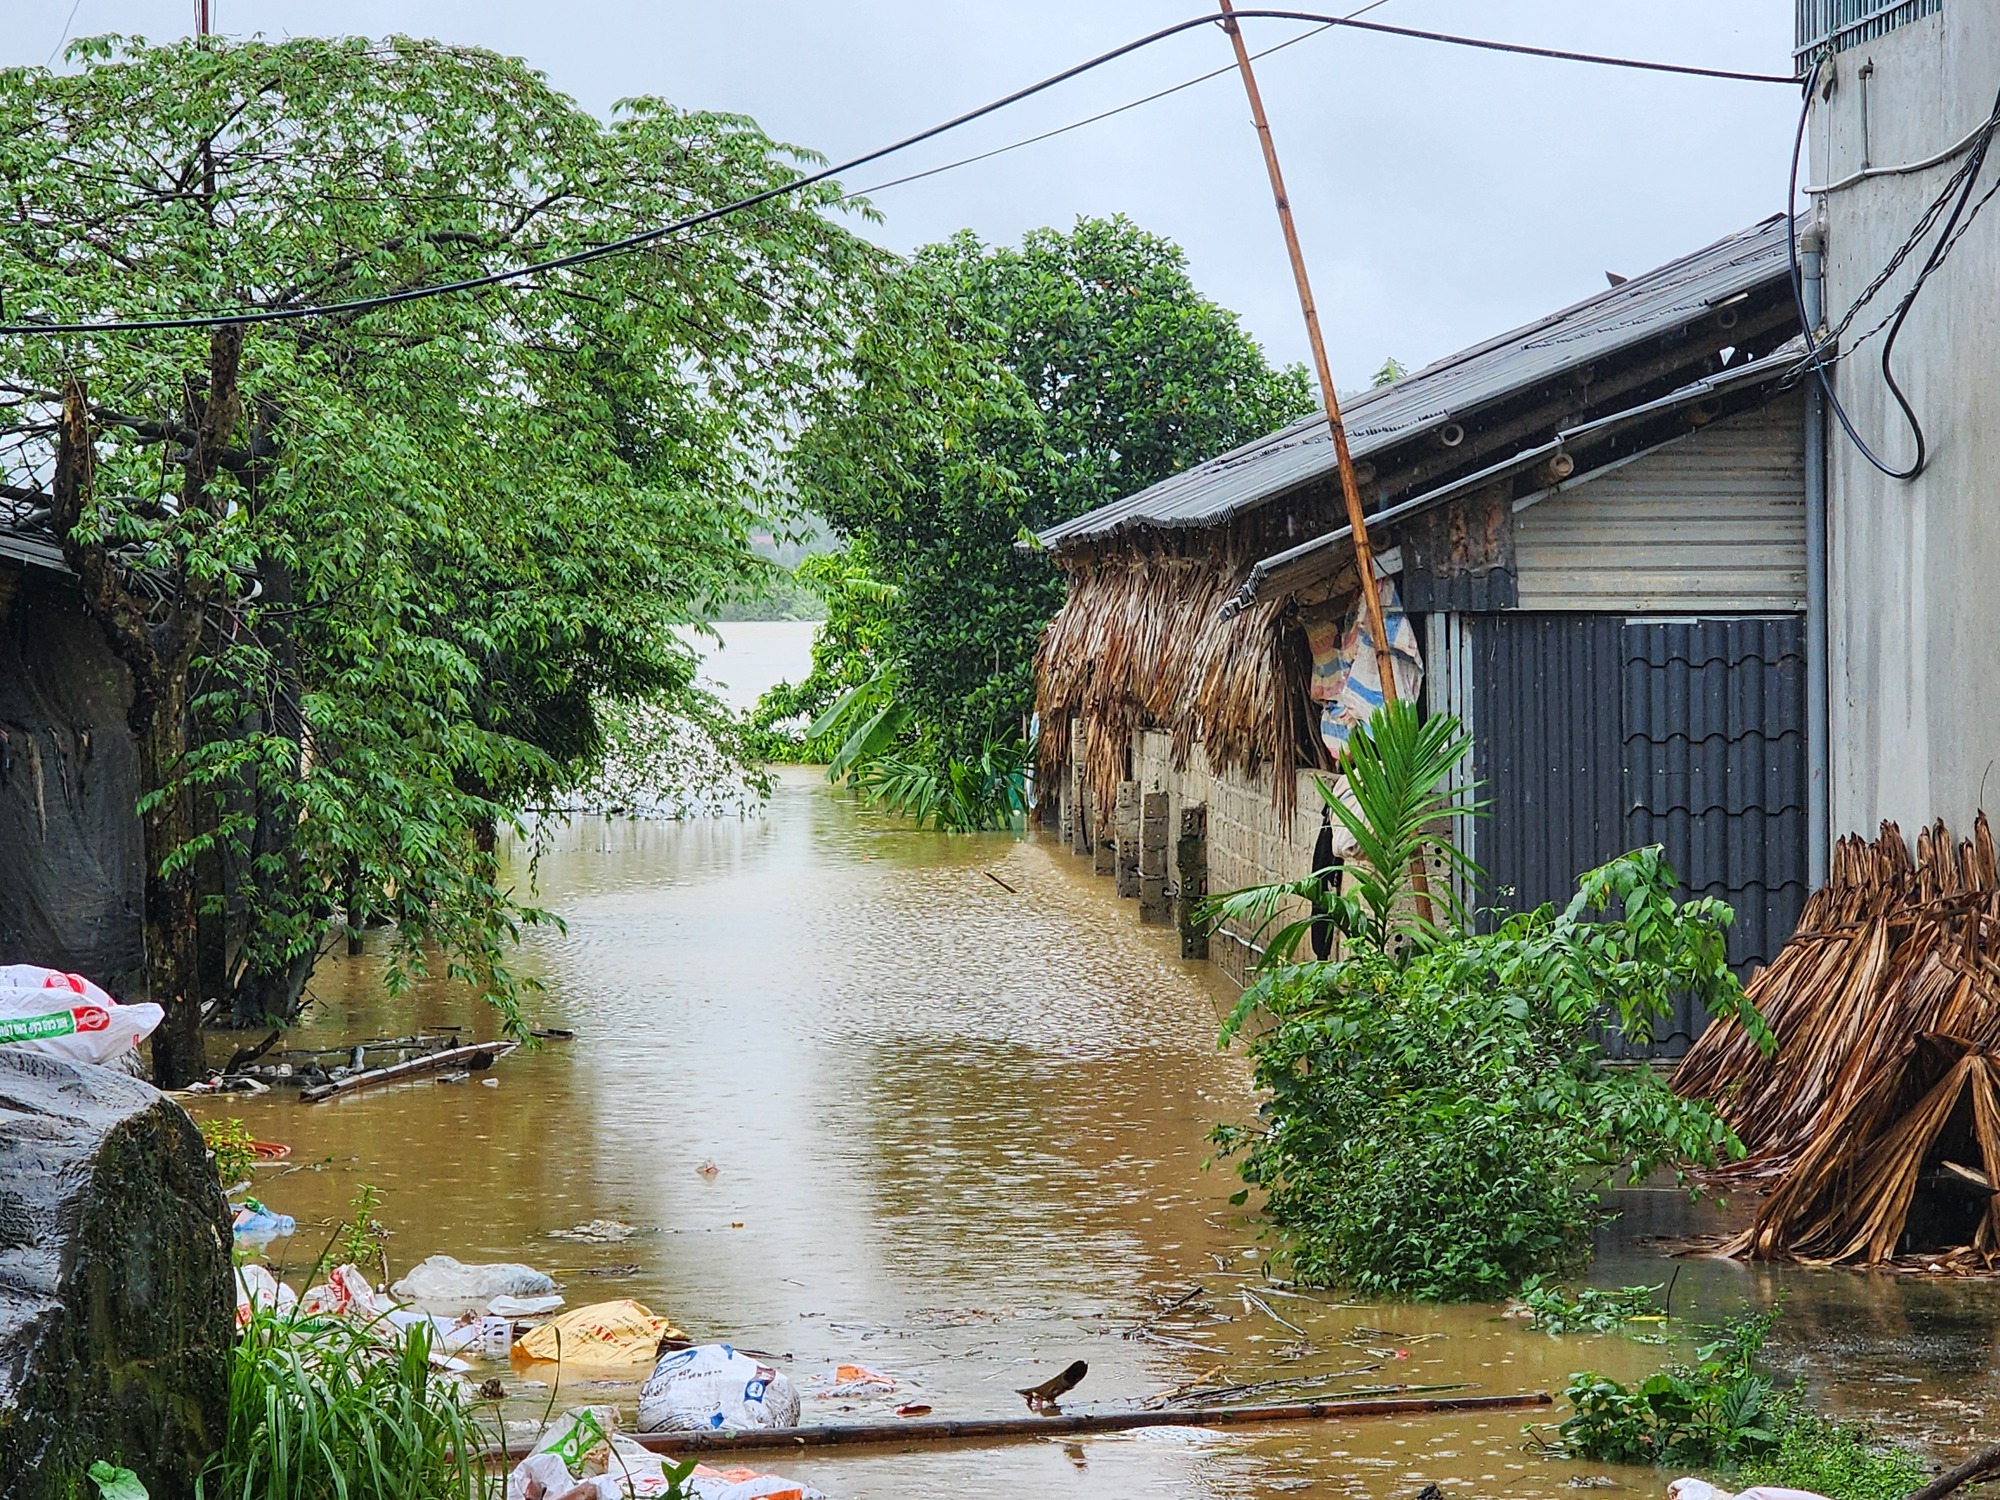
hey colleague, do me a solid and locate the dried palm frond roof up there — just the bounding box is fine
[1675,814,2000,1269]
[1034,548,1335,828]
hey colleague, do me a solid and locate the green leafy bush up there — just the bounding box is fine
[200,1118,258,1190]
[1560,1312,1782,1466]
[1557,1313,1928,1500]
[1739,1415,1929,1500]
[1208,705,1764,1300]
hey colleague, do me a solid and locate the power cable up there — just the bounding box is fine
[44,0,85,67]
[847,0,1391,200]
[1789,54,2000,479]
[2,9,1798,338]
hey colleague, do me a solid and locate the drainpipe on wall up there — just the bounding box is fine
[1801,223,1831,888]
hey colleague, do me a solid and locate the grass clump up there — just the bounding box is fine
[199,1302,491,1500]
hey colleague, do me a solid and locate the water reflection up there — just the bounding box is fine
[203,769,1997,1499]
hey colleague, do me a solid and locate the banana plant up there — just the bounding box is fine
[1197,700,1486,965]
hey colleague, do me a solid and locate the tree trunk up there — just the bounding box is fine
[135,683,206,1088]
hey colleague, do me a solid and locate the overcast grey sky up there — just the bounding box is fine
[7,2,1799,385]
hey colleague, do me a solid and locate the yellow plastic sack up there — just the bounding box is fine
[512,1299,685,1370]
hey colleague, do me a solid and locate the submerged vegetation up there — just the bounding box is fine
[1207,702,1770,1299]
[1555,1311,1928,1500]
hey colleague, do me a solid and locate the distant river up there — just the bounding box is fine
[672,619,820,713]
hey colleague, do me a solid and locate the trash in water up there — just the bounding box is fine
[548,1219,641,1243]
[513,1300,685,1371]
[687,1464,826,1500]
[234,1263,298,1326]
[697,1161,720,1179]
[231,1199,296,1241]
[895,1403,932,1417]
[393,1254,558,1314]
[812,1364,895,1397]
[1017,1359,1088,1412]
[505,1405,674,1500]
[482,1076,500,1088]
[490,1293,567,1318]
[637,1344,802,1434]
[1670,1481,1834,1500]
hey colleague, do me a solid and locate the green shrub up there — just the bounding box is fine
[200,1118,258,1189]
[1207,703,1769,1300]
[1557,1313,1929,1500]
[199,1304,491,1500]
[1212,854,1755,1298]
[1739,1415,1929,1500]
[1560,1312,1783,1467]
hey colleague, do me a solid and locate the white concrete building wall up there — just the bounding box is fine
[1811,5,2000,835]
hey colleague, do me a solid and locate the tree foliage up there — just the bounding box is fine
[0,35,876,1079]
[791,215,1312,763]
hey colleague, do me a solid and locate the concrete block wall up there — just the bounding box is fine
[1122,731,1330,984]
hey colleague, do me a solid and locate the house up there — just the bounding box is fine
[1799,0,2000,844]
[1033,216,1814,1052]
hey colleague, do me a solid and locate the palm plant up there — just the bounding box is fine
[1197,701,1484,964]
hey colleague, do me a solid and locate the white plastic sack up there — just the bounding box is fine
[392,1254,556,1313]
[638,1344,801,1434]
[1671,1482,1832,1500]
[234,1264,297,1328]
[688,1465,826,1500]
[506,1407,674,1500]
[387,1310,514,1358]
[489,1293,566,1318]
[0,967,162,1064]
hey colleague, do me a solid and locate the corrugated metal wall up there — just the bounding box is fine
[1472,612,1808,1057]
[1512,392,1806,613]
[1623,617,1809,984]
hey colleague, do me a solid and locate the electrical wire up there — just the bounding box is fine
[44,0,85,68]
[847,0,1391,199]
[2,9,1798,338]
[1789,54,2000,479]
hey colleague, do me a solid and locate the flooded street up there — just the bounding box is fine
[205,771,2000,1499]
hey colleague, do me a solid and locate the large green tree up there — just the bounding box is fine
[0,35,875,1082]
[793,215,1313,764]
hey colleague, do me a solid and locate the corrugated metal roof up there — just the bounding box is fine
[1038,213,1795,551]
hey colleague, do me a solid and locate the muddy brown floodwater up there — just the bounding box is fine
[202,768,2000,1499]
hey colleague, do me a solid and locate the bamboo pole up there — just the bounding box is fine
[504,1391,1552,1460]
[1215,0,1433,921]
[298,1040,516,1103]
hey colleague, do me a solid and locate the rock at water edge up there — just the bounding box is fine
[0,1048,233,1499]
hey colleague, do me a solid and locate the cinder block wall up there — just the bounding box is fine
[1124,731,1329,984]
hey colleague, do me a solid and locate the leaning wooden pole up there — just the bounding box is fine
[1216,0,1432,921]
[500,1391,1553,1461]
[1216,0,1393,685]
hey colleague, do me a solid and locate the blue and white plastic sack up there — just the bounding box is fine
[637,1344,801,1434]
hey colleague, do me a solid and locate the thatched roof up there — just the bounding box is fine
[1034,545,1344,825]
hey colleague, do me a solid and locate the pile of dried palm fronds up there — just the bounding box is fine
[1674,815,2000,1268]
[1035,549,1317,827]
